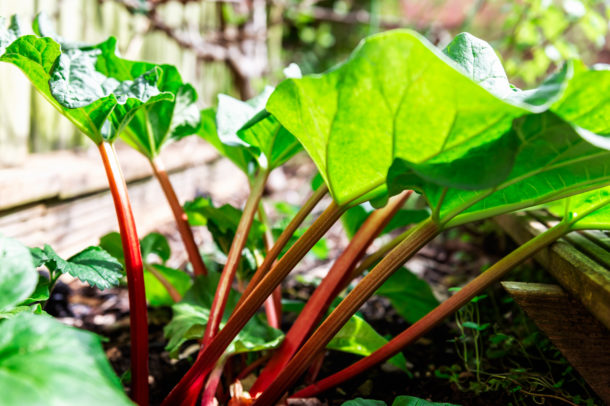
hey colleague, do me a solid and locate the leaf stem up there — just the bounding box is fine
[237,184,329,307]
[161,199,343,406]
[349,226,415,281]
[292,220,571,398]
[98,142,149,406]
[250,191,412,396]
[258,201,282,328]
[202,169,269,346]
[150,156,208,277]
[253,217,440,406]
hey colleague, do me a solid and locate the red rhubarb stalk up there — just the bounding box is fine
[253,218,440,406]
[258,202,282,328]
[161,201,344,406]
[292,221,570,398]
[150,156,208,276]
[250,191,412,395]
[98,142,149,406]
[202,170,269,346]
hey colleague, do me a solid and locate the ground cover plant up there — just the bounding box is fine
[1,12,609,406]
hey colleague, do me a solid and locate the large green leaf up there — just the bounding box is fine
[375,268,439,324]
[327,313,408,372]
[387,111,610,226]
[267,30,530,206]
[442,32,568,109]
[0,235,38,312]
[0,313,132,406]
[32,244,123,290]
[0,16,173,144]
[547,186,610,230]
[164,273,283,357]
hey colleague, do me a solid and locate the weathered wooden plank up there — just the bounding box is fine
[495,213,610,330]
[0,138,216,210]
[502,282,610,403]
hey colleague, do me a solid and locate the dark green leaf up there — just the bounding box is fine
[0,235,38,312]
[328,313,408,372]
[376,268,439,324]
[0,313,132,405]
[36,244,123,290]
[184,196,265,253]
[19,277,50,305]
[164,273,283,357]
[99,232,125,265]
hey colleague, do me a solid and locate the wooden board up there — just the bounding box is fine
[502,282,610,403]
[495,213,610,330]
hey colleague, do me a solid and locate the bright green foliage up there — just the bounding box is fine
[0,235,37,312]
[0,304,45,320]
[99,231,192,306]
[0,313,133,406]
[0,15,173,144]
[164,273,283,357]
[144,264,192,307]
[267,30,529,206]
[388,112,610,226]
[327,313,408,372]
[200,87,301,179]
[31,244,123,290]
[548,186,610,230]
[120,66,200,158]
[375,268,439,324]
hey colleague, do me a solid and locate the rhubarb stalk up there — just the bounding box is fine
[292,220,571,398]
[250,191,412,395]
[161,200,344,406]
[150,156,208,276]
[253,217,440,405]
[98,142,149,406]
[202,170,269,346]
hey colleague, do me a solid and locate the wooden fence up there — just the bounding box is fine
[0,0,247,166]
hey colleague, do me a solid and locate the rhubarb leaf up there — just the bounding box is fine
[267,30,529,206]
[548,186,610,230]
[197,108,254,175]
[0,235,38,312]
[121,66,201,158]
[0,16,173,144]
[164,273,283,357]
[0,313,132,406]
[387,112,610,226]
[328,313,408,372]
[376,268,439,324]
[34,244,123,290]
